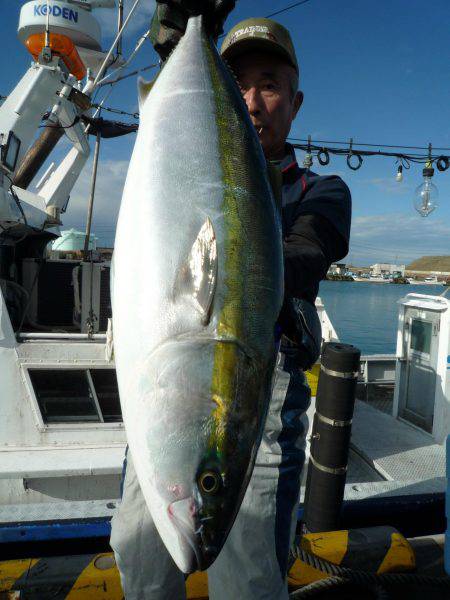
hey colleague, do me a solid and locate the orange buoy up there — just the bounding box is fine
[25,32,86,81]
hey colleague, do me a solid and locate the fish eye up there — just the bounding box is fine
[198,470,222,495]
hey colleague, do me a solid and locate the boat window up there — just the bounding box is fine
[29,370,100,423]
[28,368,123,425]
[410,319,432,355]
[90,369,122,423]
[2,131,21,171]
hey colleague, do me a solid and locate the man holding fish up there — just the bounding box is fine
[111,2,351,599]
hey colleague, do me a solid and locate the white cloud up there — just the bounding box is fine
[359,177,413,196]
[348,213,450,265]
[62,157,129,245]
[94,1,156,41]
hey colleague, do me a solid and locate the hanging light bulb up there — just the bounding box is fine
[303,135,313,169]
[413,162,438,217]
[396,164,403,182]
[303,152,313,169]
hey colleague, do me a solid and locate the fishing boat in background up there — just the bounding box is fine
[421,275,444,285]
[353,274,390,283]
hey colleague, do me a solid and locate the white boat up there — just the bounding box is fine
[0,4,449,588]
[420,276,444,285]
[0,1,131,510]
[353,275,389,283]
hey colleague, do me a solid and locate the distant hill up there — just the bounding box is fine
[407,256,450,272]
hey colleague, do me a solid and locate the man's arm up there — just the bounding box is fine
[283,175,351,297]
[277,175,351,355]
[150,1,235,60]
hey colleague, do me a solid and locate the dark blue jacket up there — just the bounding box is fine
[279,144,351,305]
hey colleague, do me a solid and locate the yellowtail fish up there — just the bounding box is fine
[112,14,283,573]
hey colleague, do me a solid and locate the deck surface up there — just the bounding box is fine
[351,400,446,482]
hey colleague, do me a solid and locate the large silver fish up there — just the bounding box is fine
[112,15,283,573]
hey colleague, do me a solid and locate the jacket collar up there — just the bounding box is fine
[280,143,298,173]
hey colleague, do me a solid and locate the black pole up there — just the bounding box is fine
[83,130,101,261]
[303,342,361,533]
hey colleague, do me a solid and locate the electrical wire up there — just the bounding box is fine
[289,139,449,170]
[91,104,139,119]
[266,0,314,19]
[132,0,315,78]
[97,62,160,87]
[289,137,450,152]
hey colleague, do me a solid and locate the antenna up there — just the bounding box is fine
[45,0,50,47]
[117,0,124,57]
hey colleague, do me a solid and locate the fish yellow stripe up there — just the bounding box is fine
[205,39,246,453]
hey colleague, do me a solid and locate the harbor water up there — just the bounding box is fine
[319,281,446,355]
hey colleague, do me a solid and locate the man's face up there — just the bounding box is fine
[231,51,303,160]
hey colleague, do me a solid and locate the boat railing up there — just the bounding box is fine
[359,353,396,385]
[17,333,107,341]
[357,353,396,414]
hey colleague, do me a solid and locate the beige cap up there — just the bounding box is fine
[220,18,299,74]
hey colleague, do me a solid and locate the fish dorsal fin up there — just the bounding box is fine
[174,217,217,325]
[137,75,158,109]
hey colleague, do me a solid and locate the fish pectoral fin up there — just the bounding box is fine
[137,75,158,109]
[173,217,217,325]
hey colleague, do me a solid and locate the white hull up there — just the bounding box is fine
[353,277,390,283]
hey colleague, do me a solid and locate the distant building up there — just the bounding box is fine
[48,229,98,260]
[51,229,97,252]
[47,231,114,262]
[328,262,346,276]
[371,263,406,277]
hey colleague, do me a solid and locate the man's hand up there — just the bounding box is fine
[150,1,235,61]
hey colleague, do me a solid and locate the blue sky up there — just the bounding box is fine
[1,0,449,265]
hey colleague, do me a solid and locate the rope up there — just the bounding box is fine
[290,576,390,599]
[289,546,450,596]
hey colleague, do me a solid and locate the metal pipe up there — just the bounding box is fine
[17,333,106,340]
[45,0,51,47]
[90,0,143,91]
[83,130,101,260]
[117,0,124,57]
[303,342,361,533]
[96,29,152,87]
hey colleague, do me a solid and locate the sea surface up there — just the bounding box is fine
[318,281,446,355]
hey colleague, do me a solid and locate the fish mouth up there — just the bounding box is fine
[168,497,217,572]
